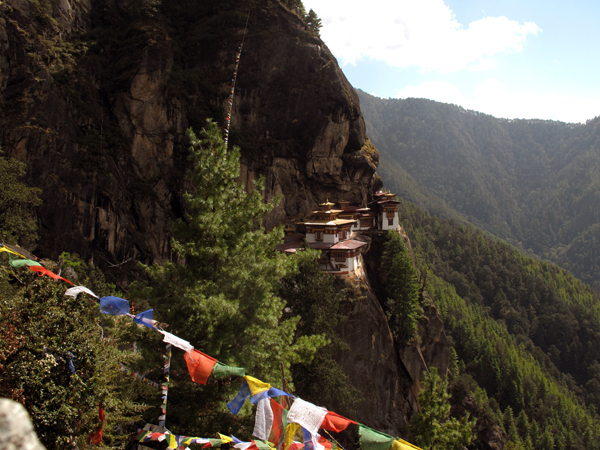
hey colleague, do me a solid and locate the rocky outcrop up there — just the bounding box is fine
[0,0,377,264]
[0,399,46,450]
[335,234,450,438]
[335,272,418,437]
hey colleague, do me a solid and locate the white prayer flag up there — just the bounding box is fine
[161,331,194,352]
[253,398,274,440]
[287,398,328,435]
[65,285,99,298]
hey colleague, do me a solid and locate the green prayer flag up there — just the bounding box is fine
[359,424,395,450]
[254,439,272,450]
[9,258,41,268]
[208,438,223,447]
[211,361,246,378]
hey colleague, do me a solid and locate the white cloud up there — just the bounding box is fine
[302,0,540,73]
[468,58,497,71]
[395,79,600,123]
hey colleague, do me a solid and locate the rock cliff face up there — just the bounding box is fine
[343,232,449,437]
[0,0,377,263]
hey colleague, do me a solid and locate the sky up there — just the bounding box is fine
[301,0,600,123]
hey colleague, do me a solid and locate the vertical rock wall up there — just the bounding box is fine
[0,0,377,263]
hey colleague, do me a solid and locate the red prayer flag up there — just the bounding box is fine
[184,349,218,384]
[269,398,287,446]
[320,411,357,433]
[319,436,334,450]
[86,407,105,445]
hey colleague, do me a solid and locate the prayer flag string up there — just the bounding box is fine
[159,343,172,428]
[1,242,422,450]
[224,10,250,148]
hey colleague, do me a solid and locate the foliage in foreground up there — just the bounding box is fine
[0,264,147,449]
[130,120,326,436]
[410,367,475,450]
[279,248,361,415]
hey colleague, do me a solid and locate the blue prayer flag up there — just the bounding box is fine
[134,309,157,330]
[99,296,130,315]
[228,380,250,415]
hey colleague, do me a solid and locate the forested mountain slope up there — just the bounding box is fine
[357,90,600,290]
[400,201,600,450]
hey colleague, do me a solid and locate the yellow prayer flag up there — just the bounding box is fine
[245,375,271,396]
[0,246,24,258]
[392,439,422,450]
[167,434,177,449]
[218,433,233,443]
[283,423,300,450]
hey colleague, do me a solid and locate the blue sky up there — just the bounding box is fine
[302,0,600,123]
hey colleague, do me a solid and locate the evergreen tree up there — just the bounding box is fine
[0,151,42,247]
[135,120,326,434]
[381,230,421,346]
[410,367,476,450]
[304,9,322,35]
[0,265,145,448]
[282,0,306,17]
[279,248,360,414]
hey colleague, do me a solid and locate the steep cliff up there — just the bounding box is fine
[339,231,449,437]
[0,0,378,263]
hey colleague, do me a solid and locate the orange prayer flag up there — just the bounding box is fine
[86,407,105,445]
[28,265,74,285]
[320,411,357,433]
[184,349,218,384]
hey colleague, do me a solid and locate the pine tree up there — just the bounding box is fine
[136,120,326,435]
[381,230,421,346]
[0,150,42,247]
[410,367,476,450]
[304,9,322,35]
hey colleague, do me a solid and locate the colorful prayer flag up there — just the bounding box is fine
[134,309,158,330]
[65,285,99,298]
[212,361,246,378]
[99,296,130,315]
[184,349,218,384]
[28,265,74,285]
[9,258,41,267]
[320,411,356,433]
[86,407,105,445]
[287,398,328,435]
[358,425,396,450]
[269,398,288,447]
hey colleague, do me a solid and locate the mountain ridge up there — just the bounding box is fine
[357,89,600,289]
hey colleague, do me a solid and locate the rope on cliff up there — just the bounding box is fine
[224,9,250,149]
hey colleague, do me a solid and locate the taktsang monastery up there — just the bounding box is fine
[276,191,401,276]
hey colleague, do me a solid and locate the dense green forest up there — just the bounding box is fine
[400,200,600,449]
[357,90,600,290]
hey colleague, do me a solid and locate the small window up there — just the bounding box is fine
[333,252,346,262]
[388,218,394,226]
[315,230,323,241]
[339,230,347,240]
